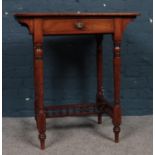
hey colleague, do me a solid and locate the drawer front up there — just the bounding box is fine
[42,19,114,35]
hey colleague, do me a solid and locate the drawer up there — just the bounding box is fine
[42,18,114,35]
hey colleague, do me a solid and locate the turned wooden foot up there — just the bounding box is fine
[113,125,120,143]
[37,110,46,150]
[39,134,46,150]
[112,105,121,143]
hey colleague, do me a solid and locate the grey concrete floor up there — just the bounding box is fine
[2,116,152,155]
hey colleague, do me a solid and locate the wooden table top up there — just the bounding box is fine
[14,12,140,18]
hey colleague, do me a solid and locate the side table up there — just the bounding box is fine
[15,12,139,149]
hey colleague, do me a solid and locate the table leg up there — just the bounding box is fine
[34,44,46,149]
[112,18,123,143]
[96,35,103,124]
[113,41,121,143]
[33,19,46,150]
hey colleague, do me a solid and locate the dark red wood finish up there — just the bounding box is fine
[15,12,139,149]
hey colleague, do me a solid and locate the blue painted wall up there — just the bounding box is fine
[3,0,152,116]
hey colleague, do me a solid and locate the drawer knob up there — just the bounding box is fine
[75,22,85,29]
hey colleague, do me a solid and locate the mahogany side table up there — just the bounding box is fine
[15,12,139,150]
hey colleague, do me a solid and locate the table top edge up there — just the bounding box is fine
[14,12,140,18]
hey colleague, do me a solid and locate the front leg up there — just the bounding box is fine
[34,44,46,149]
[112,41,121,142]
[33,19,46,150]
[112,18,123,143]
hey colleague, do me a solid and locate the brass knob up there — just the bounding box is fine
[75,22,85,29]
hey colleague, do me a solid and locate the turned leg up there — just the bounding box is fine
[112,40,122,142]
[33,19,46,150]
[112,19,123,143]
[33,44,46,149]
[96,35,103,124]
